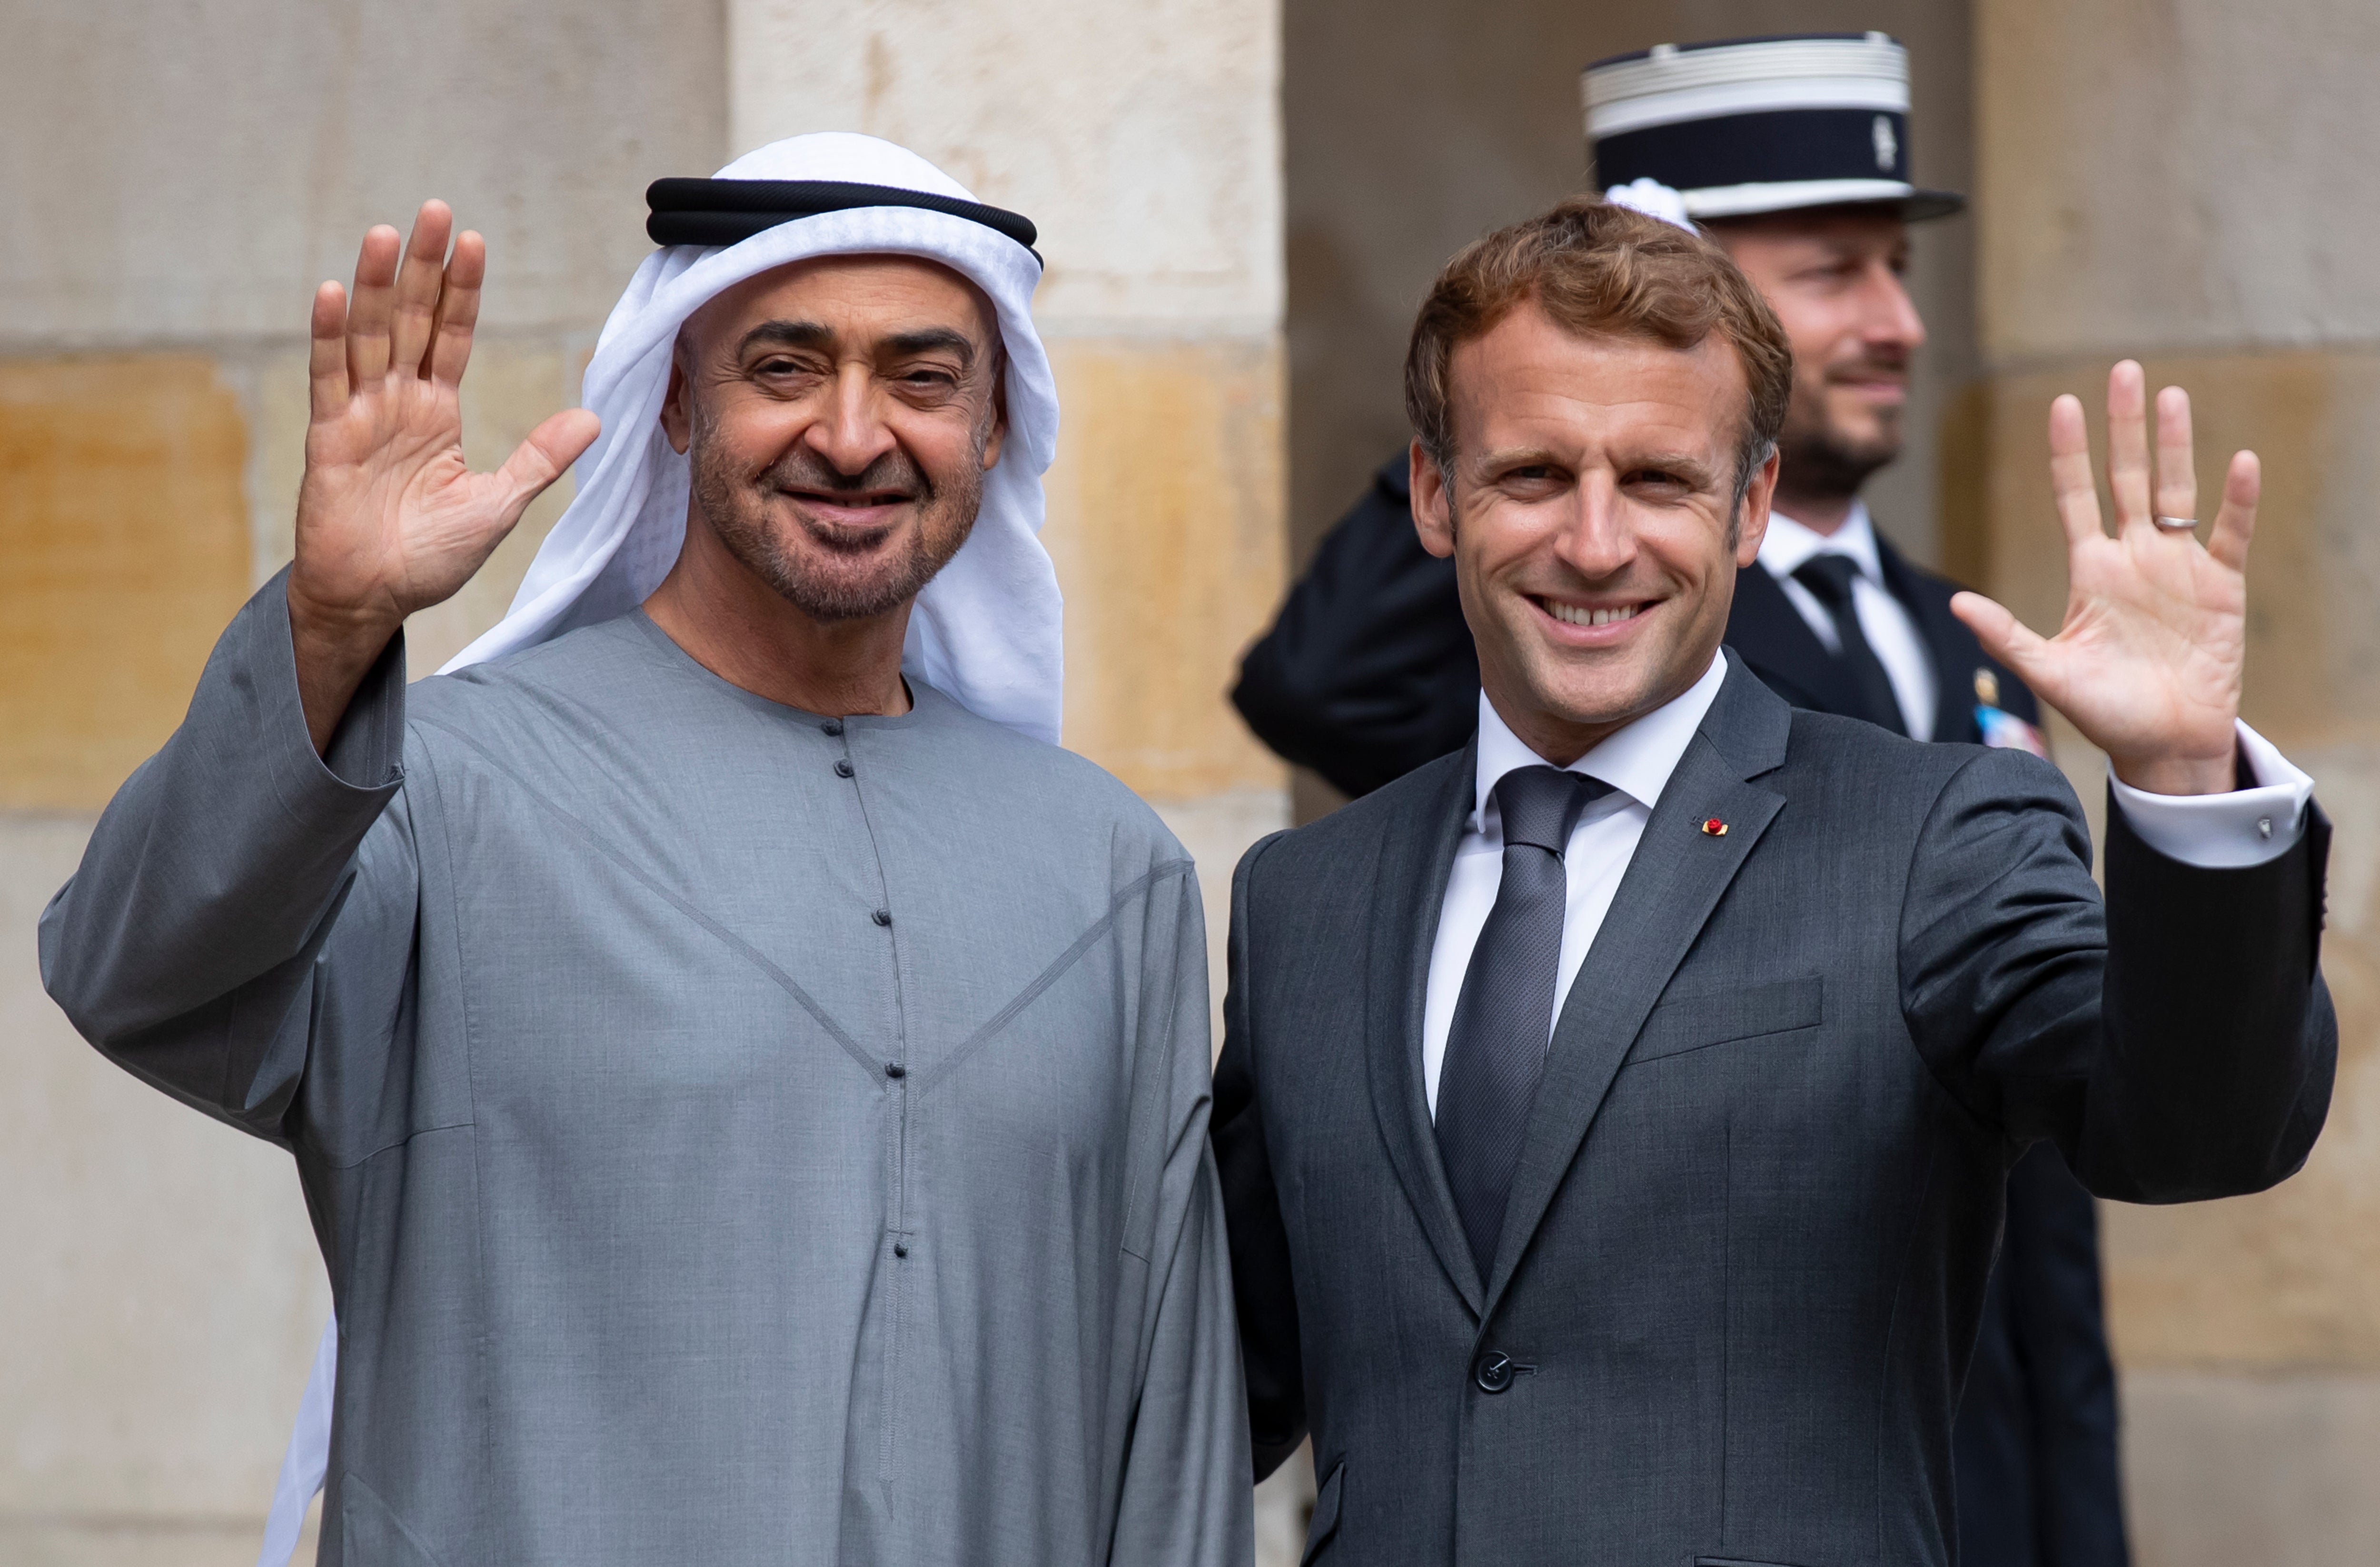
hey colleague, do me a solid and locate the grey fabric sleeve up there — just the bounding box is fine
[1208,830,1304,1483]
[1106,865,1255,1567]
[38,568,416,1147]
[1897,745,2336,1203]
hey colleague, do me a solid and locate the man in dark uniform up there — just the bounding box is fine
[1232,33,2127,1567]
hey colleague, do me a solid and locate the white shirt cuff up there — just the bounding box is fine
[2107,721,2312,868]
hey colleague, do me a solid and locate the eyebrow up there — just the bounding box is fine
[883,327,978,369]
[1622,450,1723,485]
[737,319,833,355]
[734,319,979,369]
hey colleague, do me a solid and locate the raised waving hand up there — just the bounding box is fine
[1951,360,2256,796]
[287,201,600,752]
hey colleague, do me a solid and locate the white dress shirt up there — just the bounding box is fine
[1421,657,2317,1118]
[1757,503,1937,741]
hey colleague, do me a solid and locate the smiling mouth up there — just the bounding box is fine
[785,488,916,509]
[1541,599,1644,628]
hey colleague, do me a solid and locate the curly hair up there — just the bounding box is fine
[1404,197,1793,508]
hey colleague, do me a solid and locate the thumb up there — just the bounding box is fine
[1950,590,2054,689]
[493,408,602,524]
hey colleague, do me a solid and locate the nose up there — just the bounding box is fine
[803,361,901,475]
[1552,473,1638,580]
[1860,260,1926,355]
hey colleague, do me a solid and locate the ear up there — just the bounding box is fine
[979,360,1008,473]
[1411,439,1457,559]
[660,345,694,456]
[1735,447,1780,566]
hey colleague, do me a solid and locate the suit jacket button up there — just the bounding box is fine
[1474,1351,1515,1393]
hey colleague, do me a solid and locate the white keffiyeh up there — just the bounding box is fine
[447,130,1064,743]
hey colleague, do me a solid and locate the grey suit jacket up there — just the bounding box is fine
[1213,663,2333,1567]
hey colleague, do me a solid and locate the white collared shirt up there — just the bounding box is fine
[1420,657,2315,1119]
[1422,651,1729,1115]
[1757,502,1938,741]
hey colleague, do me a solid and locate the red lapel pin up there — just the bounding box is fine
[1700,818,1728,837]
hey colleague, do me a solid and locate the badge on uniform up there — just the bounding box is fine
[1972,669,2048,758]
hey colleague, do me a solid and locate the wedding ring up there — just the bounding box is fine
[2153,515,2198,532]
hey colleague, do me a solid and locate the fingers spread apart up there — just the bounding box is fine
[344,225,402,391]
[427,230,487,389]
[2104,360,2153,534]
[1949,590,2052,689]
[308,281,349,422]
[2046,392,2103,548]
[491,409,603,528]
[2154,384,2197,527]
[2209,449,2260,572]
[388,200,455,379]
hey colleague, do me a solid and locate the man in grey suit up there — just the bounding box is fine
[1211,197,2334,1566]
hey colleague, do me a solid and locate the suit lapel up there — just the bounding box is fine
[1725,559,1863,715]
[1874,535,1983,743]
[1363,745,1487,1314]
[1481,666,1792,1314]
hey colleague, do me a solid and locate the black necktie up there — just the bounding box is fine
[1792,554,1910,736]
[1436,764,1611,1278]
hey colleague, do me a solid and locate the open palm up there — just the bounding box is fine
[1952,361,2256,797]
[291,202,599,639]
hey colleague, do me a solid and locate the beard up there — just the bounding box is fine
[1775,360,1905,502]
[688,424,986,622]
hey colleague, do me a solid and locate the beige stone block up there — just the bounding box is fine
[238,339,588,676]
[1041,336,1290,801]
[2,0,724,345]
[727,0,1281,331]
[1976,0,2380,361]
[2122,1370,2380,1567]
[0,817,329,1524]
[0,358,253,811]
[1955,350,2380,1371]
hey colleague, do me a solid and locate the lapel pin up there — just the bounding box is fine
[1700,818,1728,837]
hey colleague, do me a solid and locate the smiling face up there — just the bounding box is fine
[1711,208,1923,505]
[1412,300,1777,764]
[660,254,1005,623]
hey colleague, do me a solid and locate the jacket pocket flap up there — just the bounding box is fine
[1301,1459,1345,1565]
[1627,976,1823,1064]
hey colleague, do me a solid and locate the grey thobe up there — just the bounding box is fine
[40,575,1250,1567]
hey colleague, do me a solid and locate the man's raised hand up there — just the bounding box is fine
[1950,360,2255,796]
[287,201,600,753]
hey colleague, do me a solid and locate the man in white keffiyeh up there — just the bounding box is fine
[42,133,1249,1567]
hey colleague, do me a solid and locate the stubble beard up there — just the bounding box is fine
[1775,366,1904,504]
[689,420,988,623]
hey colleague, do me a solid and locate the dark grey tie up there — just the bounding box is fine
[1793,553,1910,736]
[1436,764,1611,1278]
